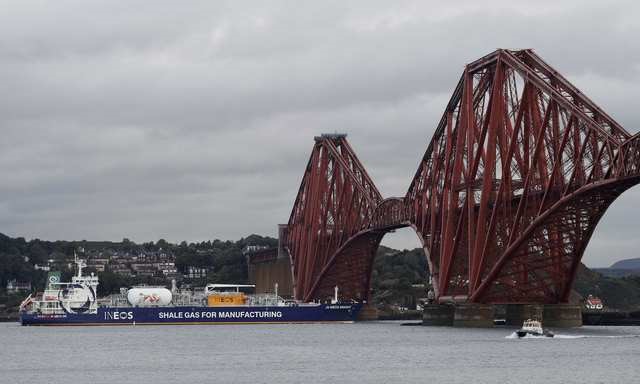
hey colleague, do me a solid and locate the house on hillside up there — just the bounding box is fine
[6,280,32,294]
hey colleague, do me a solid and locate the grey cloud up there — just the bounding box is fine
[1,1,639,267]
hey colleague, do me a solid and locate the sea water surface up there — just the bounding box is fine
[1,322,638,384]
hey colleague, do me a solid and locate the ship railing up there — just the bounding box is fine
[38,303,65,315]
[171,291,206,307]
[100,294,129,307]
[246,294,284,307]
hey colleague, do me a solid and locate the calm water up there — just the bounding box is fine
[1,322,638,384]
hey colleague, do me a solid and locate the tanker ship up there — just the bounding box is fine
[19,257,362,326]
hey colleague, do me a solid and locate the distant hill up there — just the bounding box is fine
[610,258,640,269]
[592,268,640,278]
[593,258,640,278]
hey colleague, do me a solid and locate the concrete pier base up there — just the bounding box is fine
[505,304,582,327]
[505,304,544,326]
[357,304,379,321]
[453,304,495,327]
[422,303,581,327]
[543,304,582,327]
[423,304,493,327]
[422,304,454,326]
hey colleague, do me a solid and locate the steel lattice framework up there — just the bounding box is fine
[285,49,640,304]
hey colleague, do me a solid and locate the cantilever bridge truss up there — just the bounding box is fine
[284,49,640,304]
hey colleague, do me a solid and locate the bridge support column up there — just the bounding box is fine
[357,304,379,321]
[423,304,495,327]
[422,304,454,326]
[543,304,582,327]
[453,304,494,327]
[505,304,544,326]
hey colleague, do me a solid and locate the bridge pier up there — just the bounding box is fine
[505,304,544,326]
[357,304,379,321]
[452,304,494,327]
[505,304,582,327]
[423,303,582,327]
[542,304,582,327]
[423,304,494,327]
[422,304,454,326]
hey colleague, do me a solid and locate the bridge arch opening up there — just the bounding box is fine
[372,227,432,310]
[302,223,434,304]
[582,185,640,268]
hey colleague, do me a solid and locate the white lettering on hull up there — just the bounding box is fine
[104,311,134,320]
[157,311,283,320]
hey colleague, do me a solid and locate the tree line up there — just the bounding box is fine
[0,232,277,297]
[2,231,640,311]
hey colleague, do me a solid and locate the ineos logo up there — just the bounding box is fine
[105,311,134,320]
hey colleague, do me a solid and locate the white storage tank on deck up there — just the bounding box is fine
[127,287,172,306]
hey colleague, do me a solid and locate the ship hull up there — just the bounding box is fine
[20,303,362,326]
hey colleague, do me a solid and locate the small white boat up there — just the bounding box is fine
[516,319,554,338]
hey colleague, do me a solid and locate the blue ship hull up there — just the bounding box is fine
[20,303,362,326]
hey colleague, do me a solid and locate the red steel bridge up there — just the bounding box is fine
[284,49,640,305]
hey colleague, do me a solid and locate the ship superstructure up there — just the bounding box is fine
[22,255,99,317]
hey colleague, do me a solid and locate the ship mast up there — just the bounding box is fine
[74,251,86,278]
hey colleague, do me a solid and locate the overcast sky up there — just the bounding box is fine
[1,1,639,267]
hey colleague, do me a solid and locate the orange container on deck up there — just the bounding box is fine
[207,293,246,306]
